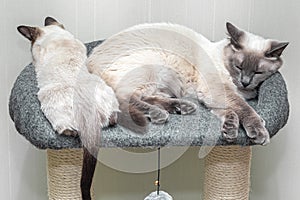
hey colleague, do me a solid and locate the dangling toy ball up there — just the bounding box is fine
[144,191,173,200]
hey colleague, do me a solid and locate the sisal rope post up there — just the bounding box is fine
[204,146,252,200]
[47,148,95,200]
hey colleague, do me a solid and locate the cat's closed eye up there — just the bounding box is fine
[254,71,263,75]
[235,65,242,70]
[264,55,278,61]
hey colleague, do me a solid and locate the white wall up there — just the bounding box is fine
[249,1,300,199]
[1,0,299,199]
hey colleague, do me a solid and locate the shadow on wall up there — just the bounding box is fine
[17,146,47,200]
[250,130,289,200]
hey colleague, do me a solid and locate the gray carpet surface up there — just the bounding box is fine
[9,41,289,149]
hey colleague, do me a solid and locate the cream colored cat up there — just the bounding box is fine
[87,22,288,145]
[17,17,119,200]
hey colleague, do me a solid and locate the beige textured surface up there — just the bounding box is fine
[47,148,95,200]
[204,146,252,200]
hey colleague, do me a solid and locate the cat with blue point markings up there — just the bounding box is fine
[88,22,288,145]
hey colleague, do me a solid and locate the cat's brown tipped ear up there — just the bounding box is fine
[266,42,289,58]
[44,16,58,26]
[17,25,41,42]
[44,16,65,29]
[226,22,244,49]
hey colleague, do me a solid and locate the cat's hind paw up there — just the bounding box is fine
[109,111,118,126]
[62,129,78,137]
[178,100,197,115]
[55,124,78,136]
[148,107,169,124]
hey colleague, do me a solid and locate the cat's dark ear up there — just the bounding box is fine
[44,16,58,26]
[265,41,289,58]
[226,22,244,49]
[17,25,41,42]
[44,16,65,29]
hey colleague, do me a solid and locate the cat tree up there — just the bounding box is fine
[9,41,289,200]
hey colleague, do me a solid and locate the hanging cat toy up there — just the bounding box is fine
[144,147,173,200]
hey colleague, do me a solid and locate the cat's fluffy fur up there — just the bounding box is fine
[17,17,119,200]
[18,19,119,136]
[87,22,288,145]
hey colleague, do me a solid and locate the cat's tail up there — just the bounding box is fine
[73,71,119,199]
[74,72,119,156]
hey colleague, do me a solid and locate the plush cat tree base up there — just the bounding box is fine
[204,146,251,200]
[47,149,95,200]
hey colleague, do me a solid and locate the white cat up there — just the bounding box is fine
[18,17,119,200]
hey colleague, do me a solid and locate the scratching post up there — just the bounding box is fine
[47,149,95,200]
[204,146,252,200]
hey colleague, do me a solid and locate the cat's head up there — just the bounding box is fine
[223,22,288,98]
[17,17,74,62]
[17,17,67,44]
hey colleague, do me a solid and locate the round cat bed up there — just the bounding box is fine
[9,42,289,149]
[9,41,289,200]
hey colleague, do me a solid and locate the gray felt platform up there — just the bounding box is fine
[9,41,289,149]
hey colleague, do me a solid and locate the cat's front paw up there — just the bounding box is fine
[149,107,169,124]
[221,110,239,142]
[243,116,270,145]
[178,100,197,115]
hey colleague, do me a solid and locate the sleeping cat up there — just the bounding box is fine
[17,17,119,200]
[87,22,288,145]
